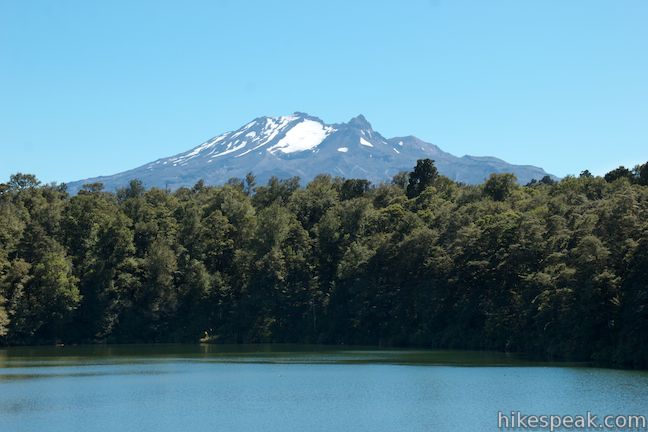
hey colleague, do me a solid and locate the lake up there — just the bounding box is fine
[1,344,647,431]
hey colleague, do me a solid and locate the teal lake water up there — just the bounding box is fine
[1,345,647,431]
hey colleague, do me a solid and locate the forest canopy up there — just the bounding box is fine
[1,161,648,368]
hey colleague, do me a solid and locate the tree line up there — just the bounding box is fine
[1,160,648,368]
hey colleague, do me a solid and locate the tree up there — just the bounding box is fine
[61,191,134,341]
[253,176,301,207]
[289,175,339,230]
[406,159,438,198]
[8,173,41,190]
[192,179,206,193]
[80,182,105,193]
[483,173,517,201]
[0,259,32,341]
[617,232,648,366]
[604,166,633,183]
[636,162,648,186]
[245,172,257,195]
[226,177,245,191]
[173,258,211,339]
[4,247,80,343]
[0,293,8,338]
[30,249,81,339]
[340,179,371,200]
[117,179,145,201]
[539,175,556,185]
[391,171,409,189]
[142,238,178,323]
[199,209,235,273]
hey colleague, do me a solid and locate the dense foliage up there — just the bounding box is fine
[1,160,648,367]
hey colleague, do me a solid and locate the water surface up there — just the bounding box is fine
[1,344,646,431]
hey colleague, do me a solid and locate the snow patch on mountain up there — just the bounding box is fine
[359,137,373,147]
[210,140,248,159]
[268,120,335,154]
[167,134,228,165]
[236,116,298,156]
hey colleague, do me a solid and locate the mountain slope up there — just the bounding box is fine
[67,113,554,193]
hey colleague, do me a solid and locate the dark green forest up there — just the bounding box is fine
[1,160,648,367]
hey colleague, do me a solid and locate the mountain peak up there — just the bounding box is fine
[66,112,555,193]
[348,114,372,130]
[292,111,312,119]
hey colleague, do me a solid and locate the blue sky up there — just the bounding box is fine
[1,0,646,183]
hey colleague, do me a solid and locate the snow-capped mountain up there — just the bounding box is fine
[67,112,554,193]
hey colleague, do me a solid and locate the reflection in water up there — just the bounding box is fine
[0,368,171,382]
[0,343,583,368]
[1,345,647,432]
